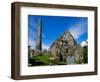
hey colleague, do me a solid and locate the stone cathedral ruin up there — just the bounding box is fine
[28,17,84,66]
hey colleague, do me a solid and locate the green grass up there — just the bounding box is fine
[29,53,67,66]
[29,53,54,65]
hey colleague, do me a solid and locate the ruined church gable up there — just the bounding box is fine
[50,30,83,63]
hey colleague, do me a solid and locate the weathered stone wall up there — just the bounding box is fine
[50,31,83,64]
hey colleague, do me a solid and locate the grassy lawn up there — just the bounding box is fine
[29,53,67,66]
[29,53,54,66]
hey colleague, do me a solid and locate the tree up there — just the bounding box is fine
[83,46,88,63]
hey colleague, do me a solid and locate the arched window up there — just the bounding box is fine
[66,41,68,44]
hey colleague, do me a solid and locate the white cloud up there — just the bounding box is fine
[28,37,49,50]
[28,38,36,49]
[81,41,87,47]
[69,20,87,39]
[29,17,37,30]
[42,44,49,50]
[86,39,88,43]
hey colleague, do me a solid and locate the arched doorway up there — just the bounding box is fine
[59,52,63,61]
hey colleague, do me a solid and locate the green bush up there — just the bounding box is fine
[83,46,88,63]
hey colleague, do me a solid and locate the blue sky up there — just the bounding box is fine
[28,15,88,49]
